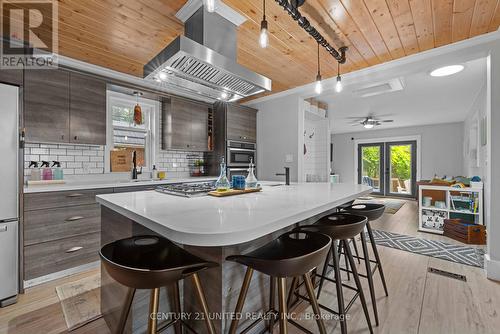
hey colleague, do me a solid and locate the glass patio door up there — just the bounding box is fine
[358,143,385,195]
[384,141,417,198]
[358,141,417,198]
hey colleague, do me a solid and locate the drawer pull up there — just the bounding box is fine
[65,216,84,222]
[65,246,83,253]
[67,193,84,198]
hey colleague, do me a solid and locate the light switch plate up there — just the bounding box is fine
[285,154,293,163]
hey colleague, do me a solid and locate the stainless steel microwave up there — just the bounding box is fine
[227,140,256,167]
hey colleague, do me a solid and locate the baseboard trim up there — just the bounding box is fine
[485,254,500,281]
[23,261,100,289]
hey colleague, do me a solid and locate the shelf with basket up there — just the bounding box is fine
[418,185,483,235]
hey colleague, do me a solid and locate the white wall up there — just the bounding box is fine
[486,42,500,280]
[332,122,464,183]
[304,113,329,182]
[463,80,487,179]
[249,94,302,182]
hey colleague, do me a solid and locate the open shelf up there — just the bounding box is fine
[419,185,483,235]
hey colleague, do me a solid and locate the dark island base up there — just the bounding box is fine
[100,206,337,333]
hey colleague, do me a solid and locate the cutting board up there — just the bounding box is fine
[208,188,262,197]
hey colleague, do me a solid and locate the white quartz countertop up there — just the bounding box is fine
[23,177,217,193]
[96,182,372,247]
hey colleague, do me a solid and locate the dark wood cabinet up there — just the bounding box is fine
[24,69,107,144]
[226,104,257,142]
[70,72,107,145]
[24,69,70,143]
[162,97,211,151]
[190,101,210,150]
[0,69,23,86]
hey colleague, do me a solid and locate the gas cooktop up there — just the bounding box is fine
[155,181,216,198]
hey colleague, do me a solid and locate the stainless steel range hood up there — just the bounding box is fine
[144,4,272,102]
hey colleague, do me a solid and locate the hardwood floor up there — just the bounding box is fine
[1,199,498,334]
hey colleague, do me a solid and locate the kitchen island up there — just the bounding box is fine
[97,182,372,333]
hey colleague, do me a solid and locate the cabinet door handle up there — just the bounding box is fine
[65,216,84,222]
[66,193,84,198]
[65,246,83,253]
[74,136,78,140]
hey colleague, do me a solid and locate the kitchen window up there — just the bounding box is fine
[105,91,160,173]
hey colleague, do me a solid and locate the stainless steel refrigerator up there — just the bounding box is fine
[0,83,19,307]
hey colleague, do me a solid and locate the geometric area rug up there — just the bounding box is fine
[368,229,485,268]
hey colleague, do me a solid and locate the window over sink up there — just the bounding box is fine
[105,91,160,173]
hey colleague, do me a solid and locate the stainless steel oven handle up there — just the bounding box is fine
[228,148,256,152]
[227,168,249,171]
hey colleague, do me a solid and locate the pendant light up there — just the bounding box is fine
[205,0,215,13]
[133,92,143,126]
[335,62,343,93]
[259,0,268,48]
[315,42,322,95]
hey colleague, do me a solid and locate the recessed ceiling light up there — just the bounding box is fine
[221,91,228,99]
[430,65,464,77]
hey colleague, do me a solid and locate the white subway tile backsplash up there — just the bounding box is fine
[25,144,204,179]
[50,148,67,155]
[58,155,75,162]
[75,156,90,162]
[40,144,58,148]
[82,150,98,156]
[67,150,83,156]
[31,148,49,155]
[66,162,82,168]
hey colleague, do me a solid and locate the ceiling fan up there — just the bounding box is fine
[348,116,394,129]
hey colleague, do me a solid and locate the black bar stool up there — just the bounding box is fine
[335,200,361,270]
[292,214,373,334]
[100,235,217,334]
[227,231,332,334]
[342,203,389,300]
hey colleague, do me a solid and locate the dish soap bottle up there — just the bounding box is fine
[29,161,41,181]
[245,158,258,189]
[215,157,230,192]
[41,161,53,181]
[152,165,158,179]
[52,161,64,180]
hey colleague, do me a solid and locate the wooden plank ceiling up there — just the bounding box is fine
[4,0,500,98]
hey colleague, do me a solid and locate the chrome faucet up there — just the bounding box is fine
[132,151,142,180]
[276,167,290,186]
